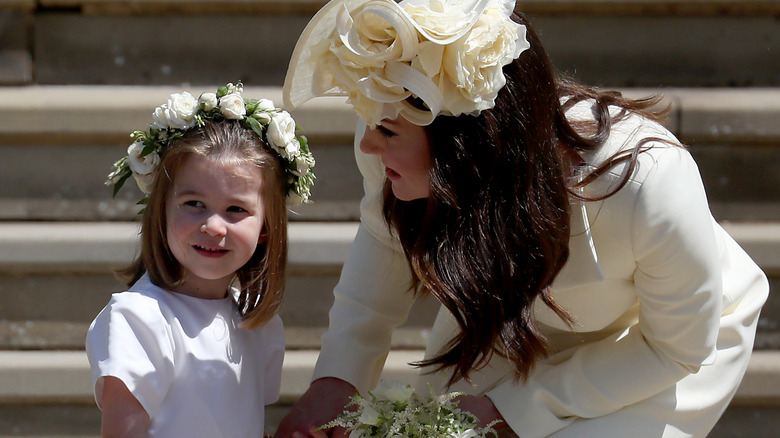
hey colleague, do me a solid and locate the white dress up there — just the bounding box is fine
[86,274,284,438]
[311,103,769,437]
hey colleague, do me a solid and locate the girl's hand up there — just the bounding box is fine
[273,377,356,438]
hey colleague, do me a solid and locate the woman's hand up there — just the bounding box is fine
[273,377,356,438]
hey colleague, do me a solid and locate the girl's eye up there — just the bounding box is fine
[227,205,247,214]
[376,125,397,138]
[184,200,204,208]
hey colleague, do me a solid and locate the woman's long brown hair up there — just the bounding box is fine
[383,13,670,386]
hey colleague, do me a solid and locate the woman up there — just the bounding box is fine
[276,1,768,437]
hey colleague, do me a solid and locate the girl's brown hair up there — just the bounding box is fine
[383,13,670,386]
[119,120,288,329]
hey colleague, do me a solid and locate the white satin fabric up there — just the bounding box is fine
[313,105,768,437]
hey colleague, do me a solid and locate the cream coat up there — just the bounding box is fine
[312,103,768,437]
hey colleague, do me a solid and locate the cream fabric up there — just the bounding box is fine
[313,105,768,437]
[87,274,285,438]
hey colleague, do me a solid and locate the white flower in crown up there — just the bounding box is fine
[219,92,246,119]
[282,138,302,160]
[132,170,156,195]
[257,98,276,112]
[293,153,315,177]
[126,141,160,176]
[267,111,297,149]
[107,83,316,207]
[199,92,218,111]
[150,91,199,130]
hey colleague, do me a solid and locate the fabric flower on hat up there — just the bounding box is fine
[288,0,528,127]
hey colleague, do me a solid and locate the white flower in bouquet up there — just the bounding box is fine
[320,379,501,438]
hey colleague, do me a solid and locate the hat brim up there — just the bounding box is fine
[283,0,369,110]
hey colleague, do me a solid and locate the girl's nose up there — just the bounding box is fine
[359,125,384,156]
[201,214,228,237]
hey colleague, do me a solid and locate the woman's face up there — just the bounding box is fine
[359,116,432,201]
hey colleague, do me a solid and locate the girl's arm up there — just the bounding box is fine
[99,376,150,438]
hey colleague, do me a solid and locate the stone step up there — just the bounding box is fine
[0,350,778,437]
[0,221,778,350]
[6,1,779,87]
[1,86,780,221]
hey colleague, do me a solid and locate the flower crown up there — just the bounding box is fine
[106,83,315,206]
[283,0,529,127]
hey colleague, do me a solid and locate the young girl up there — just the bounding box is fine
[87,83,315,437]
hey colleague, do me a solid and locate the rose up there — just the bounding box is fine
[126,141,160,175]
[356,405,381,426]
[219,92,246,119]
[252,111,273,124]
[267,111,297,149]
[132,170,156,194]
[150,92,198,130]
[256,98,276,112]
[439,6,528,115]
[252,99,277,123]
[372,379,415,403]
[283,138,302,160]
[199,92,218,111]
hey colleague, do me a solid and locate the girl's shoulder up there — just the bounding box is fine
[98,275,173,325]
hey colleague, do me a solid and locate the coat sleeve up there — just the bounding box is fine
[486,146,723,437]
[311,123,418,394]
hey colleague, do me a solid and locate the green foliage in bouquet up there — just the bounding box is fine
[320,379,501,438]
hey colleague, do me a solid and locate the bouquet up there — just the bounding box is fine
[320,379,501,438]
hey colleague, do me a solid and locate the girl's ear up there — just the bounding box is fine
[257,226,268,244]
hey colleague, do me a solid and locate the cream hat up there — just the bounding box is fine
[283,0,528,127]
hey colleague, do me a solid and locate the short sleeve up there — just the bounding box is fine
[86,292,175,418]
[260,315,285,405]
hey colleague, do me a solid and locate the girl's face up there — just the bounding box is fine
[359,116,432,201]
[166,154,266,299]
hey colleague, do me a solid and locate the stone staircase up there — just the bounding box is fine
[1,1,779,437]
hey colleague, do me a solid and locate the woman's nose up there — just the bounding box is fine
[201,214,228,237]
[359,126,384,156]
